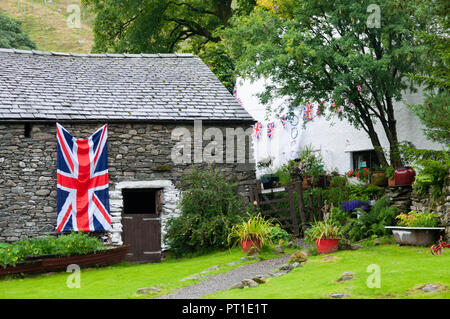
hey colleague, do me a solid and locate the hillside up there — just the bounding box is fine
[0,0,94,53]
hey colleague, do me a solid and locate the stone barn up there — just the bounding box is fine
[0,48,256,262]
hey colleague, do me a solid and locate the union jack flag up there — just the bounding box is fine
[56,123,111,232]
[280,114,287,129]
[303,103,313,119]
[253,122,263,139]
[267,122,275,139]
[233,84,243,105]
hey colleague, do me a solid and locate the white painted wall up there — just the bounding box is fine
[236,78,446,175]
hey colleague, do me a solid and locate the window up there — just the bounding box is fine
[122,188,161,215]
[24,123,31,138]
[351,150,380,170]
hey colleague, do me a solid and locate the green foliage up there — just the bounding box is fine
[329,196,399,244]
[227,213,276,248]
[0,233,104,268]
[223,0,436,167]
[0,13,37,50]
[398,142,449,166]
[299,145,324,180]
[407,0,449,145]
[330,176,347,188]
[268,225,292,245]
[396,211,439,227]
[348,184,384,201]
[412,157,450,199]
[83,0,256,91]
[385,166,395,179]
[164,166,247,257]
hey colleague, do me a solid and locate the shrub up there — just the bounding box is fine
[330,176,347,188]
[396,211,439,227]
[164,166,247,257]
[412,158,450,199]
[268,225,292,245]
[348,184,384,201]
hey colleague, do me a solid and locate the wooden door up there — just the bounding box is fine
[122,189,163,263]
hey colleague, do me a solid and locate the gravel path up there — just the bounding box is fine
[156,255,290,299]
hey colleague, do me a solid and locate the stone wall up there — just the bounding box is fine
[0,122,255,244]
[410,170,450,240]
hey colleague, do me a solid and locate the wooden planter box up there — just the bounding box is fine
[0,245,129,277]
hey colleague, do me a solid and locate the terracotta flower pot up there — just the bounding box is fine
[315,238,339,254]
[394,167,416,186]
[371,171,387,186]
[388,178,396,187]
[241,239,261,253]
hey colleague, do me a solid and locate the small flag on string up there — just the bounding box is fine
[280,115,287,129]
[357,84,362,92]
[267,122,275,139]
[303,103,313,119]
[253,122,263,139]
[233,83,243,105]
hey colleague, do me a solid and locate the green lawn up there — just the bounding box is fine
[0,248,255,299]
[205,245,450,299]
[1,244,448,299]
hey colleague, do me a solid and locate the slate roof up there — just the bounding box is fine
[0,48,254,122]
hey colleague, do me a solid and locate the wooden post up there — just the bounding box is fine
[308,193,314,222]
[318,192,323,221]
[287,182,300,237]
[294,181,307,233]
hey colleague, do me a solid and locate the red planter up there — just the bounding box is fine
[315,238,339,254]
[394,167,416,186]
[241,239,261,253]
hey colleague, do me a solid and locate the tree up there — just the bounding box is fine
[0,13,37,50]
[407,0,449,146]
[82,0,256,92]
[222,0,433,167]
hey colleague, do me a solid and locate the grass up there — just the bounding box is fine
[1,242,448,299]
[0,246,288,299]
[204,244,450,299]
[1,0,94,52]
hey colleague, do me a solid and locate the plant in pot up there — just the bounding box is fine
[385,210,445,246]
[299,145,325,189]
[385,166,396,187]
[371,166,387,187]
[228,213,275,252]
[304,218,342,254]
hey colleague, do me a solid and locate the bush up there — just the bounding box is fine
[412,158,450,199]
[164,166,247,257]
[330,196,399,244]
[268,225,292,245]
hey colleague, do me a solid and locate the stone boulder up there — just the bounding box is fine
[288,251,307,264]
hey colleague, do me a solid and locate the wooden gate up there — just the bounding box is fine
[249,179,325,237]
[121,189,163,263]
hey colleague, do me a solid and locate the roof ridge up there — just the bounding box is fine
[0,48,195,58]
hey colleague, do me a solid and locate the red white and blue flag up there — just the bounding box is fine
[267,122,275,139]
[303,103,313,119]
[56,123,111,232]
[253,122,263,139]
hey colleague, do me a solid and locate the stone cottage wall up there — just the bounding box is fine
[0,122,255,244]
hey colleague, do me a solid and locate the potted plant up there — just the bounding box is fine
[394,166,416,186]
[385,166,396,187]
[371,166,387,187]
[299,145,325,189]
[257,157,278,189]
[304,219,342,254]
[385,211,445,246]
[228,214,275,252]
